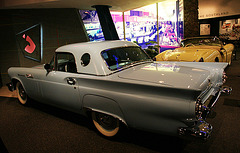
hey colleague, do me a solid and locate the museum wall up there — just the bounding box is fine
[0,8,89,86]
[199,15,240,37]
[0,0,201,87]
[198,0,240,41]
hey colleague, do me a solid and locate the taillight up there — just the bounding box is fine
[222,71,227,83]
[195,98,203,118]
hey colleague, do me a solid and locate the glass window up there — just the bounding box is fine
[158,0,184,51]
[101,47,151,70]
[81,53,91,67]
[56,53,77,73]
[49,56,55,70]
[79,0,184,52]
[121,4,157,49]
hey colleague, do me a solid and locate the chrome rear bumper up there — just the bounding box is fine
[178,119,212,140]
[200,85,232,119]
[179,85,232,140]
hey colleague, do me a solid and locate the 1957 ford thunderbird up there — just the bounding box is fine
[7,40,232,140]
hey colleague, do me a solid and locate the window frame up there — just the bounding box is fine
[55,52,77,73]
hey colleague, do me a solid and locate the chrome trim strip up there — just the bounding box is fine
[209,91,221,108]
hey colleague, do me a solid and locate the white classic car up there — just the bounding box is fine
[7,40,232,139]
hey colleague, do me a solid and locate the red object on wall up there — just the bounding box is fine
[22,34,36,54]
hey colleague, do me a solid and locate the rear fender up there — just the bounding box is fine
[82,95,127,125]
[7,78,21,92]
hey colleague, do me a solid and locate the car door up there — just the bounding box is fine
[17,67,44,101]
[40,52,82,113]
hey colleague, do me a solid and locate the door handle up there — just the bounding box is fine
[26,74,33,78]
[67,78,76,85]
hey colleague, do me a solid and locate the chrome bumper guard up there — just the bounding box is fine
[201,85,232,119]
[178,119,212,140]
[221,85,232,95]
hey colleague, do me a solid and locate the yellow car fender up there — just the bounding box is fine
[155,50,172,61]
[197,50,221,62]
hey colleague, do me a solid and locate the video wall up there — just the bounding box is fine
[79,0,184,52]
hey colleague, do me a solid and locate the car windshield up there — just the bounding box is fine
[181,37,222,47]
[101,47,151,70]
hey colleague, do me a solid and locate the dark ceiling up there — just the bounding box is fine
[0,0,168,11]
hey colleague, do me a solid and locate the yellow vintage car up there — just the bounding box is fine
[155,37,234,65]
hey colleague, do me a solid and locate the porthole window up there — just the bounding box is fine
[81,53,91,67]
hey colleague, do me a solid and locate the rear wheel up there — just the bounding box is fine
[16,82,28,105]
[91,111,120,137]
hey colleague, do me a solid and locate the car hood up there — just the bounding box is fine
[118,62,213,91]
[163,46,220,61]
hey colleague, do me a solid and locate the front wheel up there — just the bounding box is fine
[91,111,120,137]
[16,82,28,105]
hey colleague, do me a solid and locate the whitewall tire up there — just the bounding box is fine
[91,111,120,137]
[16,82,28,105]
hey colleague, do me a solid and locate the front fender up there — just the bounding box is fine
[224,44,234,52]
[197,50,220,62]
[155,50,170,61]
[82,94,127,125]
